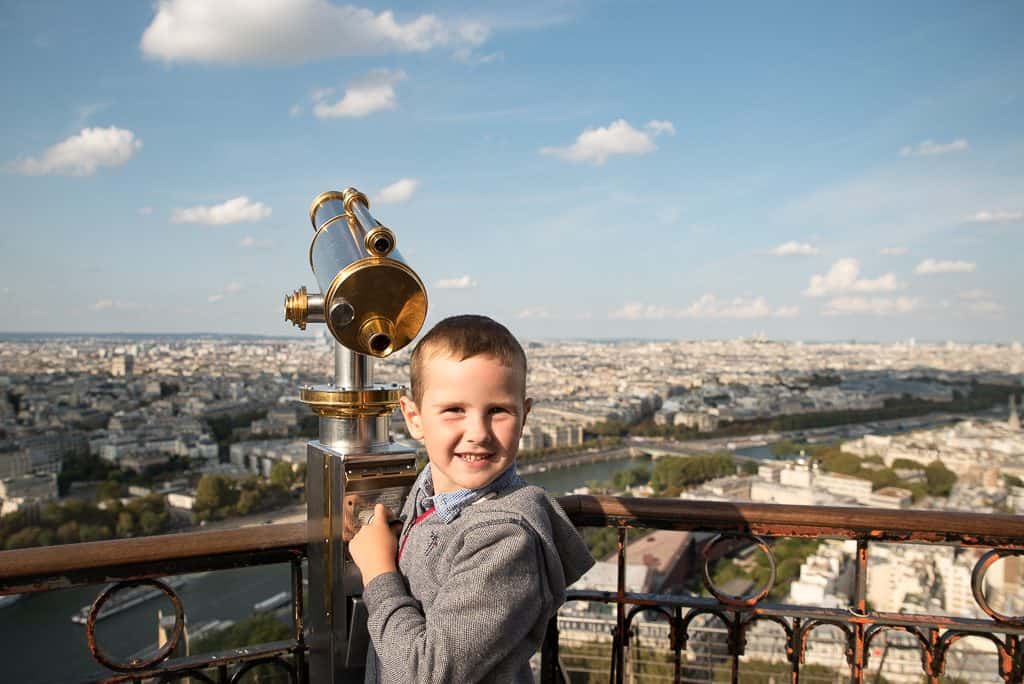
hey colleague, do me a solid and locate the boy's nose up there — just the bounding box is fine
[464,415,492,444]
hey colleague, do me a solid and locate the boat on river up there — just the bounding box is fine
[71,576,189,625]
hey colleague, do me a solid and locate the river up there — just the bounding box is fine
[1,446,777,683]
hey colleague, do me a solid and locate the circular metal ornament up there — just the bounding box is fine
[701,534,776,607]
[229,657,297,684]
[971,548,1024,625]
[87,579,185,672]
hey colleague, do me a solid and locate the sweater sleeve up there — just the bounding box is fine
[362,521,550,684]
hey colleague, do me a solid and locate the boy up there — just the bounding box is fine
[350,315,594,683]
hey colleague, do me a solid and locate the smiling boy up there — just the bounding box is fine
[350,314,594,683]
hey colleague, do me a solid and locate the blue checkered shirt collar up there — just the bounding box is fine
[417,463,524,524]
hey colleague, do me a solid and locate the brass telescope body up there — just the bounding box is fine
[285,188,427,359]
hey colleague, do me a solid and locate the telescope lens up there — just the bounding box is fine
[373,236,392,253]
[369,333,392,355]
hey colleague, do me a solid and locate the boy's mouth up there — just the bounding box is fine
[456,452,493,463]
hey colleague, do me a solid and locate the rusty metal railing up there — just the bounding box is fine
[2,497,1023,682]
[0,521,308,683]
[547,496,1024,684]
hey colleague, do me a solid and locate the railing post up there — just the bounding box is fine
[851,539,869,684]
[540,614,565,684]
[614,525,627,684]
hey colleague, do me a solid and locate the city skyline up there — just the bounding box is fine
[2,1,1023,343]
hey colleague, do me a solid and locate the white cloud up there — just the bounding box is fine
[769,241,818,257]
[517,307,552,319]
[880,246,907,256]
[958,289,992,301]
[804,258,901,297]
[208,282,243,303]
[172,196,272,225]
[899,138,968,157]
[437,275,477,289]
[914,258,976,275]
[609,295,796,320]
[376,178,419,204]
[10,126,142,177]
[645,120,676,136]
[966,210,1024,224]
[240,235,273,248]
[313,69,406,118]
[823,296,918,316]
[90,299,137,311]
[138,206,154,216]
[956,289,1001,315]
[964,300,1003,315]
[141,0,487,64]
[540,118,672,165]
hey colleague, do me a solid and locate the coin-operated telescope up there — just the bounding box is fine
[284,187,427,681]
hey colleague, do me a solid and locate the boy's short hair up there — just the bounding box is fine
[409,315,527,405]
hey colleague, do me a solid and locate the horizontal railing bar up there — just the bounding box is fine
[102,639,300,684]
[3,495,1023,595]
[565,589,1024,635]
[0,521,307,594]
[558,495,1024,547]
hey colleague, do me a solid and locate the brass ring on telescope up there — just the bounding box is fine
[364,226,396,256]
[309,190,346,229]
[300,385,404,418]
[342,188,369,214]
[284,286,309,330]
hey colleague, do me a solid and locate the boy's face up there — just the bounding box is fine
[400,352,531,494]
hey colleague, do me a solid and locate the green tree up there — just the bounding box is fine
[56,521,81,544]
[5,526,43,549]
[116,511,136,537]
[891,458,924,471]
[270,461,295,489]
[96,480,122,502]
[78,524,112,542]
[191,612,292,654]
[612,465,650,491]
[924,460,957,497]
[139,510,165,536]
[237,488,263,516]
[195,475,236,512]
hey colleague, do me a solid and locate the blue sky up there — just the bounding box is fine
[1,1,1022,343]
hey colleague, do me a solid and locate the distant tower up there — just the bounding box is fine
[157,608,189,660]
[110,354,134,378]
[1010,394,1021,431]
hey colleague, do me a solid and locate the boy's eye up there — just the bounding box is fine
[442,407,463,414]
[488,406,511,415]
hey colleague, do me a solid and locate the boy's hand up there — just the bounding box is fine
[349,503,399,584]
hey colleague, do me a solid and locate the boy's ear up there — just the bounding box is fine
[399,395,425,440]
[522,397,533,427]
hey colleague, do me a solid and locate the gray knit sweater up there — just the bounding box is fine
[362,480,594,683]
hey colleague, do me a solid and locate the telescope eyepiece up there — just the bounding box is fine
[364,226,396,257]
